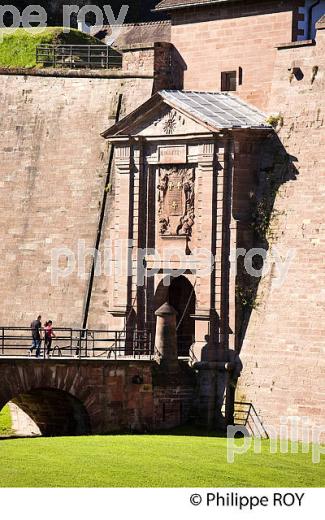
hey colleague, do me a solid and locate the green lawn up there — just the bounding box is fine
[0,27,105,68]
[0,434,323,487]
[0,405,13,436]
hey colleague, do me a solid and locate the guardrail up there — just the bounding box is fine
[0,327,152,360]
[222,400,269,439]
[36,44,123,69]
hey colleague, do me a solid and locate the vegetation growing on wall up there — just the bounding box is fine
[0,28,105,68]
[266,114,284,131]
[251,151,288,244]
[235,286,261,312]
[236,136,293,347]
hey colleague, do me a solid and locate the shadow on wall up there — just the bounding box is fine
[234,133,299,350]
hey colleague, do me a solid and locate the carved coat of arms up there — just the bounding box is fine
[158,166,195,237]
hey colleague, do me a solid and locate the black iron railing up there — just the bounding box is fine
[222,400,269,439]
[0,327,152,360]
[36,44,123,69]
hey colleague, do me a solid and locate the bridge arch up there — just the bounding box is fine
[4,388,90,436]
[0,362,96,436]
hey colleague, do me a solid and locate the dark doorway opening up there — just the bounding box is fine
[154,276,196,357]
[168,276,196,357]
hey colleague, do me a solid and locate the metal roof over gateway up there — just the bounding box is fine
[102,90,271,138]
[160,90,270,130]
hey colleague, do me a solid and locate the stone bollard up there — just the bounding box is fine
[154,303,178,369]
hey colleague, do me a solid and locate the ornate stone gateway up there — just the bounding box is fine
[102,90,270,427]
[102,90,270,356]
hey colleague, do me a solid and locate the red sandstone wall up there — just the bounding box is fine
[170,0,301,110]
[0,359,196,434]
[237,26,325,441]
[0,73,154,328]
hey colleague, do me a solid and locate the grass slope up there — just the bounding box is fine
[0,435,323,487]
[0,27,105,68]
[0,405,13,436]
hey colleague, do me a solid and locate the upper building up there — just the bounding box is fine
[154,0,325,109]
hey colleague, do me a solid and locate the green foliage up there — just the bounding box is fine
[236,286,260,311]
[251,199,284,242]
[0,434,323,487]
[0,405,13,436]
[0,28,104,68]
[251,163,286,242]
[265,114,284,130]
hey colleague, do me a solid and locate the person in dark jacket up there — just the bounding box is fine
[29,315,42,357]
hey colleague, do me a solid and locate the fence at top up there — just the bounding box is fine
[36,44,123,70]
[0,327,152,360]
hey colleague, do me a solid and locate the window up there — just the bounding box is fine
[221,71,237,91]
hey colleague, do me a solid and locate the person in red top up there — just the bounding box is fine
[44,320,56,358]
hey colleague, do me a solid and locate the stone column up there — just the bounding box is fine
[194,139,232,431]
[192,141,216,362]
[110,144,133,320]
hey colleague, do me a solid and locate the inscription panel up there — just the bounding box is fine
[159,145,187,164]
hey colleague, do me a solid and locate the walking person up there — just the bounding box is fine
[29,315,42,358]
[44,320,56,358]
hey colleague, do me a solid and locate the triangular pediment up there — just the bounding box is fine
[134,103,211,137]
[102,94,215,139]
[102,90,270,139]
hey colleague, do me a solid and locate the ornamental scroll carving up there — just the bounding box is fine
[158,166,195,237]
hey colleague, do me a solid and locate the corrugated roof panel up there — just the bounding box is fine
[160,90,270,130]
[102,89,272,138]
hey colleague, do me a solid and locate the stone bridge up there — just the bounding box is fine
[0,358,196,436]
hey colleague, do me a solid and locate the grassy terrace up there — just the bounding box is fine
[0,27,105,68]
[0,429,323,487]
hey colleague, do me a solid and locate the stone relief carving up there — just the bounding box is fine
[158,166,195,237]
[153,109,186,135]
[163,111,177,135]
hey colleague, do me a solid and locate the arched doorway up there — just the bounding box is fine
[155,275,196,356]
[3,388,90,437]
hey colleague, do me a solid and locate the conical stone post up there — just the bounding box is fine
[154,303,178,369]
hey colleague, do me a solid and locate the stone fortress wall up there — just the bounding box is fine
[237,20,325,440]
[0,43,181,328]
[0,73,149,327]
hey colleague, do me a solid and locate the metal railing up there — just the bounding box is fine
[36,44,123,69]
[222,400,269,439]
[0,327,152,360]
